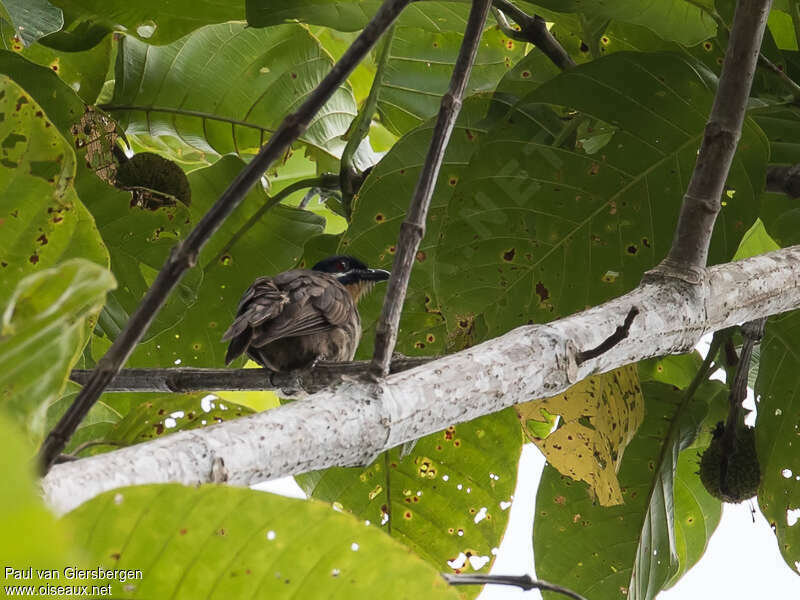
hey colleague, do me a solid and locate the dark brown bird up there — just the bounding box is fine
[222,256,390,371]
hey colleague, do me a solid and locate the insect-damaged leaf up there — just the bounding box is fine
[517,364,644,506]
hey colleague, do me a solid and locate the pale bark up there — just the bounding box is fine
[42,245,800,515]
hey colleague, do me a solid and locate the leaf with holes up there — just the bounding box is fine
[517,365,644,506]
[108,23,358,160]
[0,73,108,308]
[64,484,460,599]
[1,0,63,46]
[247,0,470,33]
[49,0,241,44]
[534,380,725,600]
[295,409,522,587]
[755,310,800,574]
[377,26,524,135]
[128,155,323,368]
[434,52,765,339]
[522,0,717,46]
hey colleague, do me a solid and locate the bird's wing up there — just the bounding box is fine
[249,271,354,346]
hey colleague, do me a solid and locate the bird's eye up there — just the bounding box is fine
[336,260,348,272]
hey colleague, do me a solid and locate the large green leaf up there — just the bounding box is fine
[0,73,108,308]
[0,259,114,441]
[0,21,112,104]
[64,484,460,599]
[378,26,524,135]
[107,23,358,160]
[755,310,800,573]
[0,414,84,587]
[49,0,242,45]
[129,155,324,367]
[0,0,63,46]
[247,0,470,33]
[523,0,717,46]
[433,52,765,338]
[533,380,724,600]
[296,409,522,583]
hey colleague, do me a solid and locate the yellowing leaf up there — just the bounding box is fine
[516,365,644,506]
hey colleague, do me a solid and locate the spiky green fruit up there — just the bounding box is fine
[699,424,760,503]
[115,152,191,207]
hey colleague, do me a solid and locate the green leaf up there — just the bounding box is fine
[533,380,724,600]
[755,310,800,573]
[64,484,460,599]
[46,380,124,454]
[433,52,764,339]
[296,409,522,581]
[247,0,469,33]
[49,0,242,45]
[378,26,525,135]
[0,414,81,582]
[732,217,780,261]
[0,72,108,307]
[107,24,358,160]
[0,259,114,441]
[129,155,324,367]
[524,0,717,46]
[99,393,254,448]
[1,0,63,46]
[0,21,112,104]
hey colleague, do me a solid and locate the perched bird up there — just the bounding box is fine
[222,256,390,371]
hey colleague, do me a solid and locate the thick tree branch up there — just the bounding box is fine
[68,357,433,394]
[371,0,492,378]
[491,1,575,70]
[37,0,414,474]
[659,0,772,278]
[42,245,800,515]
[766,163,800,197]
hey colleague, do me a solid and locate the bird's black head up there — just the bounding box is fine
[312,255,390,303]
[312,255,390,285]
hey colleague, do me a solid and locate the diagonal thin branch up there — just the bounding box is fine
[443,573,588,600]
[37,0,414,474]
[491,1,575,70]
[655,0,772,280]
[370,0,493,378]
[340,25,397,220]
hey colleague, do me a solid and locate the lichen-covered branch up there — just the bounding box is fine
[43,245,800,515]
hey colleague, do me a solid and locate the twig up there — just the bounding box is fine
[207,174,339,269]
[719,318,766,494]
[68,357,434,394]
[442,573,589,600]
[655,0,772,280]
[340,25,397,220]
[370,0,493,378]
[37,0,414,474]
[575,307,638,364]
[757,54,800,98]
[766,163,800,197]
[491,0,575,70]
[685,0,800,98]
[791,0,800,51]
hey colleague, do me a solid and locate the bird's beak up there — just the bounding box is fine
[360,268,391,282]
